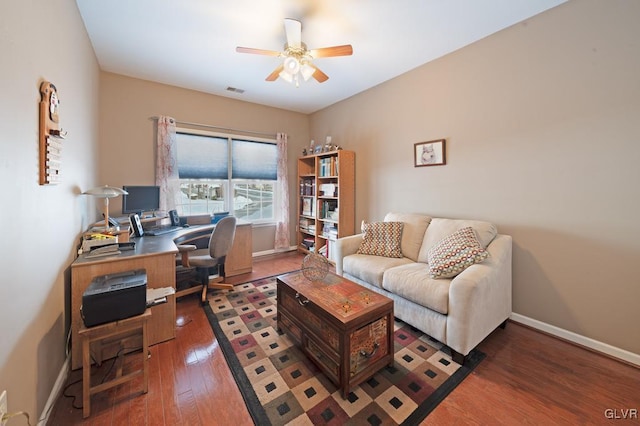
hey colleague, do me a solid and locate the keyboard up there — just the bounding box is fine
[145,225,181,236]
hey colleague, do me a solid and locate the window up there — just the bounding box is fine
[175,130,278,223]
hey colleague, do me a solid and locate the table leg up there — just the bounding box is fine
[142,320,149,393]
[82,337,91,418]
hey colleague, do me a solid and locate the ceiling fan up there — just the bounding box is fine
[236,18,353,87]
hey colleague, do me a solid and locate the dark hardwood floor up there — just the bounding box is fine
[48,251,640,425]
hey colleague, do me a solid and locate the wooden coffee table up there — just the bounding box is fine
[277,271,394,398]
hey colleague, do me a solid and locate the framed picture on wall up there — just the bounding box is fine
[414,139,446,167]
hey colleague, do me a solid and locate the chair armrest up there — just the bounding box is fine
[177,244,197,267]
[333,233,363,275]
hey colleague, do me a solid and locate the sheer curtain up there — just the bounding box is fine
[155,116,179,213]
[275,132,290,250]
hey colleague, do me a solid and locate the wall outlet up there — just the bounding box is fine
[0,390,7,426]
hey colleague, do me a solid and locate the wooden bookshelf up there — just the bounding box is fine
[296,150,355,261]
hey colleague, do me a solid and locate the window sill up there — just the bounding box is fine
[250,221,277,228]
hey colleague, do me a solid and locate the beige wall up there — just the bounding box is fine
[98,73,310,252]
[2,1,638,420]
[310,0,640,355]
[0,0,100,420]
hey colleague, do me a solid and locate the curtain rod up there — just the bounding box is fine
[149,116,276,139]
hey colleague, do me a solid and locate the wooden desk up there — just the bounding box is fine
[71,237,176,370]
[70,221,252,370]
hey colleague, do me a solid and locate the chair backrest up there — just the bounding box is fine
[208,216,237,259]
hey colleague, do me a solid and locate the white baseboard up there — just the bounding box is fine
[253,246,297,258]
[510,313,640,367]
[39,355,70,425]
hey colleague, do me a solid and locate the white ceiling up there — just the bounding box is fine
[76,0,565,114]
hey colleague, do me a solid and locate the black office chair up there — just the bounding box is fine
[176,216,237,304]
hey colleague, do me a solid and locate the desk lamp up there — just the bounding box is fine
[82,185,128,230]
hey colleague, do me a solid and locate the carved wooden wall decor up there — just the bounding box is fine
[39,81,67,185]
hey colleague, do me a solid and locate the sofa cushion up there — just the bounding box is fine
[384,212,432,261]
[382,263,451,314]
[356,221,404,258]
[427,227,489,278]
[344,254,412,288]
[418,218,497,263]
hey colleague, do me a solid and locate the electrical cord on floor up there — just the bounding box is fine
[62,377,84,410]
[62,346,146,410]
[1,411,32,425]
[61,349,114,410]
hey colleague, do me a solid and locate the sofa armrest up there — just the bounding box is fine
[333,233,364,275]
[446,234,513,356]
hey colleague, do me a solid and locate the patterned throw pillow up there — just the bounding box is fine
[427,227,489,278]
[357,221,404,258]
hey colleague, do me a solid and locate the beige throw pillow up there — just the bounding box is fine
[357,221,404,258]
[427,227,489,278]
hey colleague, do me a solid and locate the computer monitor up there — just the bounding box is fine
[122,185,160,215]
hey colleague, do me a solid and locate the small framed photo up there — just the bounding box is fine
[314,145,323,154]
[414,139,446,167]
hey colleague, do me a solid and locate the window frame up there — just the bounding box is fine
[174,127,279,225]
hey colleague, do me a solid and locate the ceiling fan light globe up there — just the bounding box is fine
[283,56,300,75]
[279,70,294,83]
[300,63,315,81]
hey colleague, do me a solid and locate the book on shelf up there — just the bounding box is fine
[302,198,313,216]
[322,222,338,239]
[299,218,316,234]
[299,178,315,196]
[318,156,339,177]
[301,237,315,251]
[319,200,338,219]
[319,183,337,197]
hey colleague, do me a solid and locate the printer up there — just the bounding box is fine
[81,269,147,327]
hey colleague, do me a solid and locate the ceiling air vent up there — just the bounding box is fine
[226,86,245,94]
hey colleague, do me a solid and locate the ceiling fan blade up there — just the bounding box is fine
[311,65,329,83]
[284,18,302,49]
[309,45,353,58]
[236,46,281,57]
[266,64,284,81]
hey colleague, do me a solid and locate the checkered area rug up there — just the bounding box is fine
[204,276,484,425]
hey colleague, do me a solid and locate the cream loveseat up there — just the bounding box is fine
[334,212,512,363]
